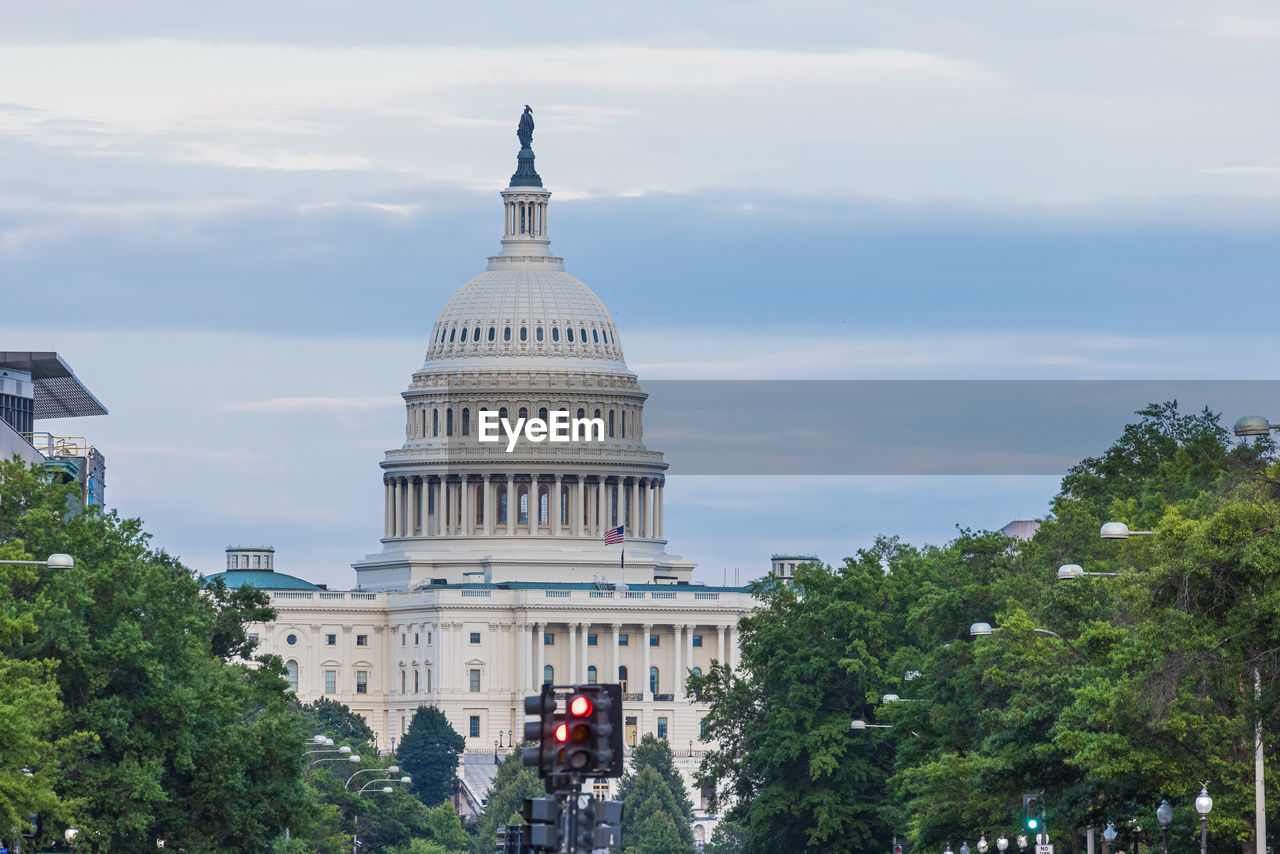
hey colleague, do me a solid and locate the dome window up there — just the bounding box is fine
[551,327,559,342]
[520,327,528,342]
[473,327,481,342]
[592,329,599,343]
[488,327,495,341]
[504,327,511,342]
[567,328,574,342]
[536,327,544,342]
[580,327,587,344]
[449,328,456,342]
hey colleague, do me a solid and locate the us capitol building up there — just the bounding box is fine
[207,111,808,837]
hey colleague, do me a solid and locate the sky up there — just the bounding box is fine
[3,1,1279,588]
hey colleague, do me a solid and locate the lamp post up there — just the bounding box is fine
[996,837,1009,853]
[347,765,398,790]
[494,739,500,765]
[961,842,971,854]
[310,752,361,772]
[1017,835,1028,853]
[1102,823,1116,854]
[358,775,411,794]
[978,835,989,853]
[1100,522,1156,539]
[1196,785,1213,854]
[1157,800,1173,854]
[65,827,79,850]
[0,553,75,567]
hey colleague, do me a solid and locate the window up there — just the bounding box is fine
[552,327,559,342]
[285,660,299,692]
[462,408,470,435]
[469,715,480,738]
[593,778,609,799]
[587,633,598,646]
[543,665,554,685]
[427,632,432,645]
[326,670,337,694]
[469,669,481,692]
[539,406,548,422]
[356,634,368,646]
[691,666,702,678]
[449,328,455,342]
[657,717,668,739]
[415,632,419,645]
[618,666,628,693]
[327,633,337,646]
[248,632,259,643]
[520,326,528,341]
[286,633,297,645]
[701,718,710,739]
[414,670,420,692]
[401,634,406,646]
[539,491,548,525]
[567,328,573,342]
[504,326,511,341]
[499,488,508,524]
[544,632,555,645]
[446,408,453,436]
[692,634,703,647]
[433,409,439,436]
[519,490,529,525]
[592,329,599,343]
[618,633,629,646]
[473,327,481,342]
[470,631,481,644]
[427,669,432,692]
[649,633,660,647]
[536,326,544,342]
[488,327,495,341]
[587,665,598,683]
[649,666,660,694]
[609,411,615,437]
[401,670,406,693]
[232,555,238,568]
[254,554,260,568]
[356,671,368,694]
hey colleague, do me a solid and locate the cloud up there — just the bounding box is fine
[218,396,402,413]
[1209,16,1280,41]
[181,143,372,172]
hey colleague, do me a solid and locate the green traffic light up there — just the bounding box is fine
[1028,819,1039,830]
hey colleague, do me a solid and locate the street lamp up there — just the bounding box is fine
[0,553,75,567]
[1100,522,1155,539]
[978,835,989,853]
[1233,415,1279,438]
[1102,823,1116,854]
[310,752,360,771]
[494,738,500,765]
[1156,799,1173,854]
[850,719,892,730]
[1017,835,1028,852]
[1196,784,1213,854]
[1057,564,1119,580]
[961,841,971,854]
[944,844,954,854]
[347,765,398,790]
[996,837,1009,853]
[65,826,80,849]
[358,775,411,794]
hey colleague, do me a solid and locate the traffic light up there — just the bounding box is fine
[1022,793,1044,833]
[893,842,904,854]
[522,686,560,777]
[576,796,624,852]
[559,684,624,777]
[521,797,563,851]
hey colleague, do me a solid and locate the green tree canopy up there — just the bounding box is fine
[474,742,544,850]
[397,705,465,807]
[621,765,693,853]
[618,733,694,826]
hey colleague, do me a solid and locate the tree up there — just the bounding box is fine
[297,697,378,750]
[621,765,692,853]
[617,733,694,826]
[703,817,748,853]
[1,457,307,853]
[473,742,544,850]
[397,706,465,807]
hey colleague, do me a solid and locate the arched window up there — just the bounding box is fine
[619,665,628,693]
[543,665,554,685]
[462,408,470,436]
[401,670,406,693]
[561,488,569,525]
[285,660,299,693]
[499,406,508,421]
[649,666,659,694]
[473,327,481,342]
[587,665,598,683]
[499,487,508,524]
[433,409,439,437]
[608,411,615,437]
[519,407,528,420]
[580,327,587,344]
[552,327,559,342]
[592,329,599,343]
[414,669,420,692]
[536,326,544,342]
[504,326,511,341]
[538,407,548,422]
[519,489,529,525]
[594,408,601,422]
[691,666,702,678]
[577,408,585,420]
[567,328,574,342]
[449,328,455,342]
[539,489,548,525]
[488,327,495,341]
[520,326,528,342]
[621,411,626,438]
[446,408,453,436]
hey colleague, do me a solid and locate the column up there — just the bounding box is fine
[644,480,653,538]
[717,625,726,665]
[506,475,516,536]
[515,620,527,697]
[597,475,607,534]
[384,480,393,537]
[460,476,471,536]
[483,475,493,536]
[580,622,590,682]
[673,624,683,699]
[393,477,404,537]
[685,624,695,692]
[630,478,640,535]
[642,623,653,700]
[611,623,621,688]
[419,477,429,537]
[529,476,539,537]
[534,622,545,691]
[553,475,563,537]
[570,622,581,681]
[727,625,737,670]
[657,483,664,539]
[411,477,422,535]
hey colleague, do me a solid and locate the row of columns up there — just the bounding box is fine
[517,621,736,701]
[383,473,664,540]
[506,198,548,237]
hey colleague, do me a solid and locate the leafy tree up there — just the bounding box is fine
[1,457,308,853]
[621,765,692,853]
[703,817,748,853]
[474,742,544,850]
[297,697,378,750]
[397,705,465,807]
[617,733,694,826]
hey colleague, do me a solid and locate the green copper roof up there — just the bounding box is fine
[203,570,322,591]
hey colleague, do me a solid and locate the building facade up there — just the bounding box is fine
[216,120,757,831]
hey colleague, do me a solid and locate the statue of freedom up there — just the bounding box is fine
[517,105,535,148]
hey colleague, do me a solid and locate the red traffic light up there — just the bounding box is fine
[894,845,903,854]
[569,695,593,717]
[554,723,569,743]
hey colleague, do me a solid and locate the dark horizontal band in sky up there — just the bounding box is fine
[439,381,1278,475]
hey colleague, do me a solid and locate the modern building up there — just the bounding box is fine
[0,351,108,507]
[236,119,758,834]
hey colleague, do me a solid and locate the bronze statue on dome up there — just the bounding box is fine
[517,105,535,148]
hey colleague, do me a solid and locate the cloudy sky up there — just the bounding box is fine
[4,1,1279,588]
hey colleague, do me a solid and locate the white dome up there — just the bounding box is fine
[424,268,625,363]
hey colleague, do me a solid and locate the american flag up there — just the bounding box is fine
[604,525,624,545]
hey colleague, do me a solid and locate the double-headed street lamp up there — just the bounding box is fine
[347,765,399,790]
[357,775,411,794]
